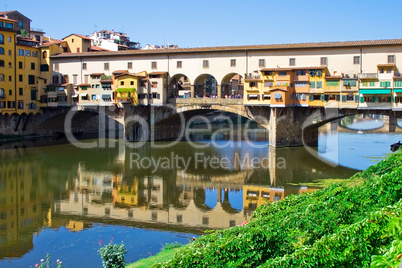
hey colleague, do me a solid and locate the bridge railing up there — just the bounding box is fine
[171,98,243,105]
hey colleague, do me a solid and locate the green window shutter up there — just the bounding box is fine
[395,97,397,103]
[320,94,325,101]
[360,96,364,103]
[342,95,347,102]
[309,81,315,88]
[369,81,375,86]
[354,95,359,102]
[336,95,340,101]
[350,80,356,87]
[343,81,349,86]
[388,97,392,102]
[317,81,322,88]
[380,81,384,87]
[386,81,391,87]
[372,97,376,103]
[31,90,36,101]
[309,94,314,101]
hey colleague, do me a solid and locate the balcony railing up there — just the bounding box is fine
[358,73,378,79]
[245,74,261,80]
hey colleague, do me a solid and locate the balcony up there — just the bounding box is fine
[358,73,378,79]
[244,74,261,81]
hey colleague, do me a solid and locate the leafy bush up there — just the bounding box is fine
[153,152,402,267]
[98,241,128,268]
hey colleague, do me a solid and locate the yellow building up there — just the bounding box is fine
[62,34,91,53]
[115,73,144,105]
[243,72,263,105]
[0,17,17,113]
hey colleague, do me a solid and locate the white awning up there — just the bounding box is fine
[248,94,258,97]
[80,93,88,97]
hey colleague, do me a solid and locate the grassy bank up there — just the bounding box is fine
[128,151,402,267]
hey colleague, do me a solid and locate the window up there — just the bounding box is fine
[295,81,307,87]
[130,81,134,86]
[8,50,11,56]
[259,59,265,67]
[316,81,323,88]
[40,64,49,72]
[388,55,395,63]
[76,47,80,53]
[203,60,209,68]
[387,69,392,74]
[230,59,236,67]
[120,81,124,86]
[5,22,12,29]
[264,81,273,87]
[202,216,209,225]
[31,63,35,70]
[0,60,3,67]
[278,71,287,76]
[177,215,182,223]
[18,21,23,28]
[0,48,4,55]
[8,62,11,68]
[0,34,3,44]
[310,81,315,88]
[28,75,35,85]
[0,88,4,98]
[18,62,23,69]
[127,62,132,69]
[104,62,109,71]
[8,76,11,82]
[73,74,77,84]
[380,81,391,88]
[296,70,306,76]
[42,51,47,59]
[19,88,23,95]
[32,51,38,57]
[151,61,157,69]
[82,63,87,70]
[19,75,23,82]
[71,38,74,43]
[289,58,295,66]
[320,57,328,65]
[326,80,339,87]
[25,50,31,57]
[84,75,89,83]
[353,56,360,65]
[8,90,12,95]
[54,63,59,71]
[177,61,182,68]
[152,82,158,88]
[18,49,24,56]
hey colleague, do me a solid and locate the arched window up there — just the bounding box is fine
[0,60,4,67]
[0,34,3,44]
[0,48,4,55]
[0,88,4,97]
[0,74,4,81]
[42,51,47,59]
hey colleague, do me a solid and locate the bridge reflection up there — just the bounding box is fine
[0,143,357,260]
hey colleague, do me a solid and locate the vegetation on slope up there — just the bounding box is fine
[148,151,402,267]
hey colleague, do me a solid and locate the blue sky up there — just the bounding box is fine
[3,0,402,48]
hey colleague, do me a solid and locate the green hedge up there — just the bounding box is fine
[153,152,402,267]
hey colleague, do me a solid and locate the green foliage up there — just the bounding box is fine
[116,88,136,93]
[34,253,63,268]
[371,216,402,268]
[161,242,183,252]
[102,75,112,80]
[152,152,402,267]
[98,242,127,268]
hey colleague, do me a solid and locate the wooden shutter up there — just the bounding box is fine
[309,94,314,101]
[342,95,346,102]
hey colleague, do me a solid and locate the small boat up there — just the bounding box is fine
[390,141,401,152]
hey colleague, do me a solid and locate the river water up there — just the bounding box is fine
[0,115,401,267]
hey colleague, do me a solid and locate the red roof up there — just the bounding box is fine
[63,33,92,41]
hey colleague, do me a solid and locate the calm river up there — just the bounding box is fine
[0,114,401,267]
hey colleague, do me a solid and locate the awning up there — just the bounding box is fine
[80,93,88,97]
[247,94,259,97]
[102,94,111,99]
[359,89,391,95]
[394,89,402,93]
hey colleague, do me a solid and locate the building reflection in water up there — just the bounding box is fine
[0,142,357,260]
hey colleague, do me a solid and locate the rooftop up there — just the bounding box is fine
[51,38,402,59]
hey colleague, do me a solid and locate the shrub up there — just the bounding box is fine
[98,240,128,268]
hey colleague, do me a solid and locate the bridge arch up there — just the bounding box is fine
[221,73,244,99]
[194,73,218,98]
[168,73,191,98]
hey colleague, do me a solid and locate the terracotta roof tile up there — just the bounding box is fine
[112,70,129,74]
[51,38,402,59]
[148,72,168,75]
[63,33,92,41]
[90,73,104,76]
[377,63,396,67]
